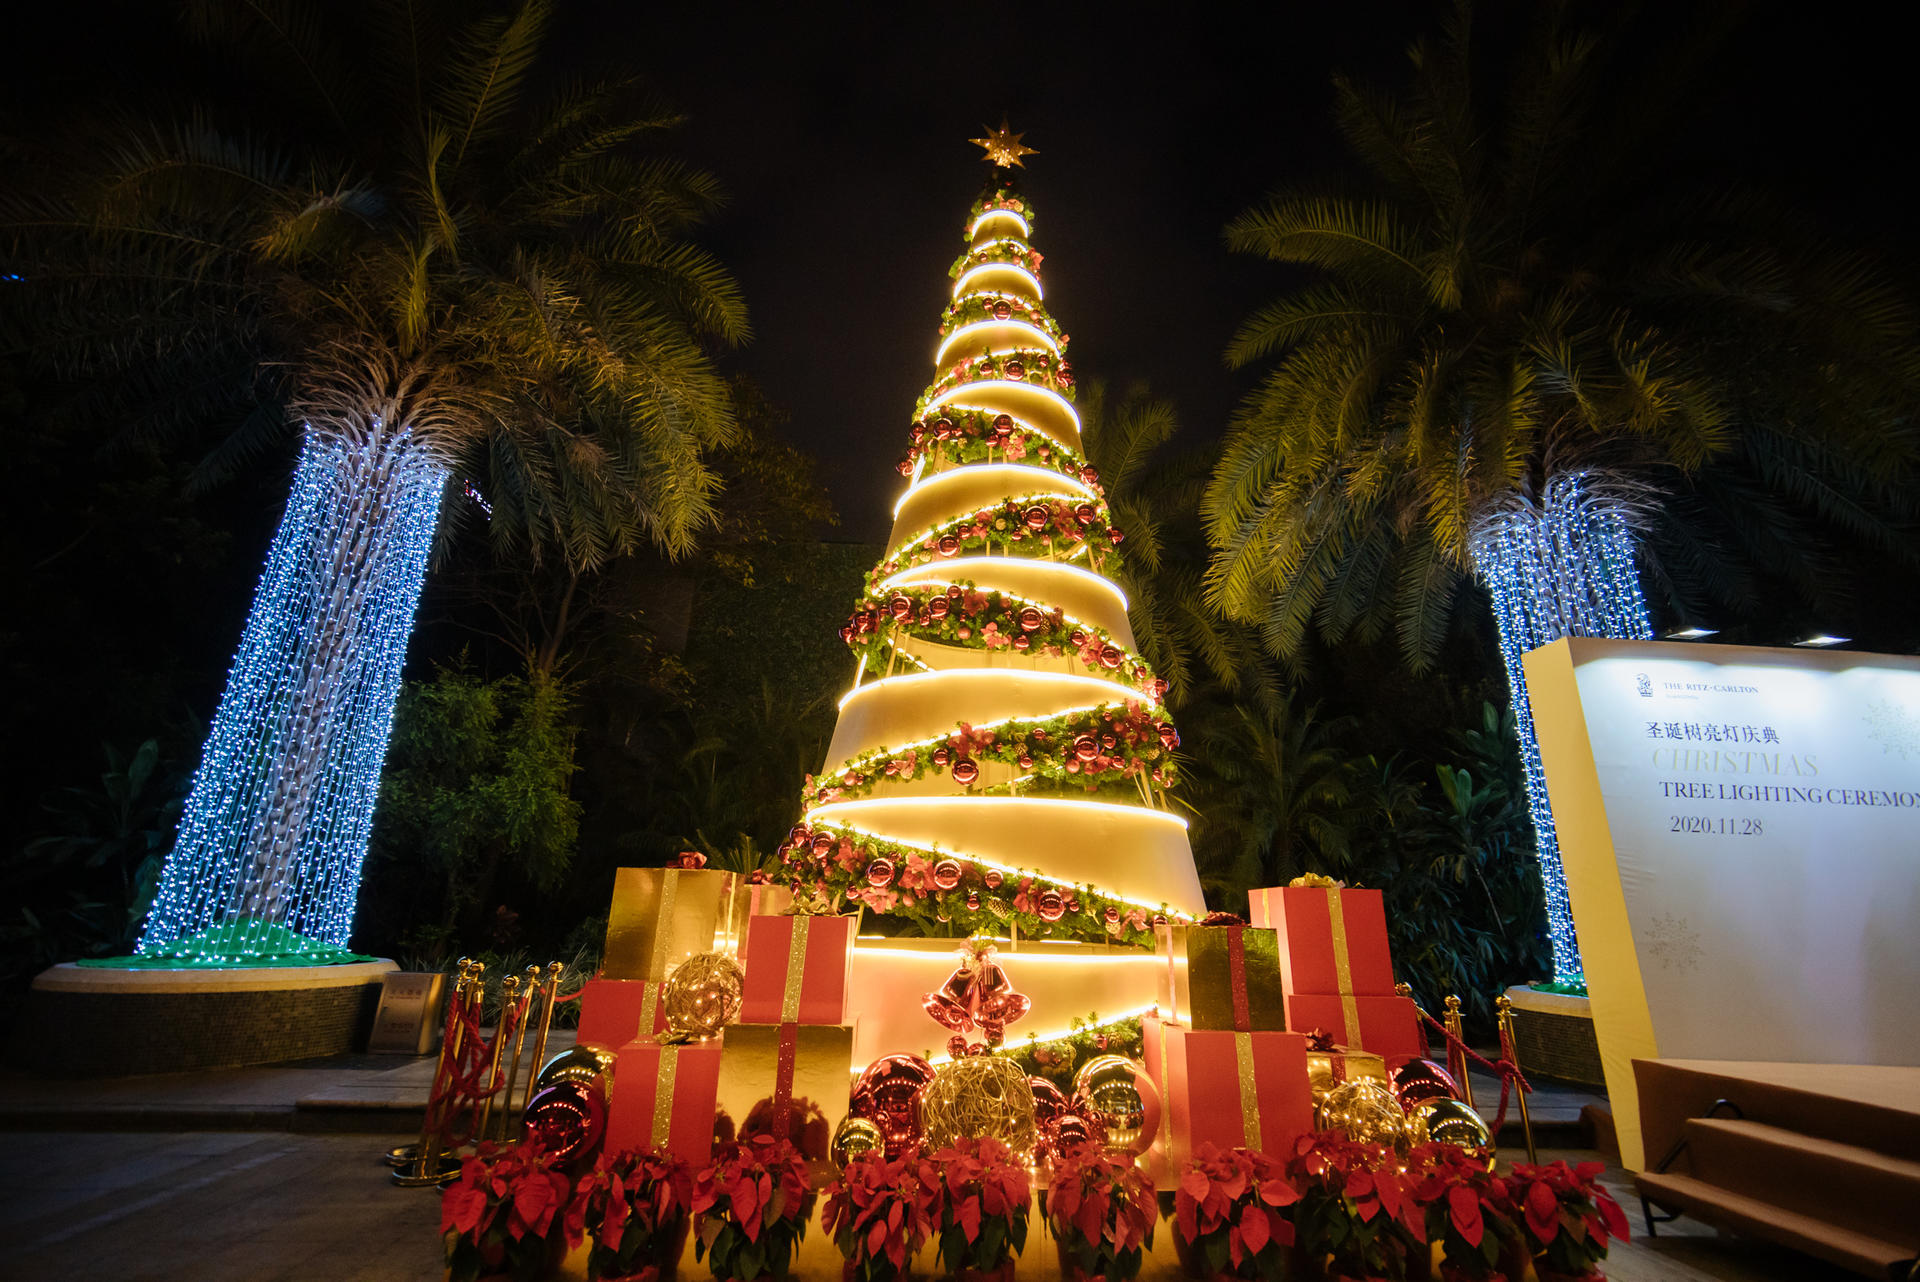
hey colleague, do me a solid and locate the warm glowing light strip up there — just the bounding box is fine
[880,556,1129,611]
[953,264,1043,301]
[892,463,1095,518]
[836,667,1155,714]
[934,319,1060,366]
[810,817,1191,916]
[966,209,1031,238]
[818,701,1122,777]
[808,794,1190,830]
[931,382,1081,435]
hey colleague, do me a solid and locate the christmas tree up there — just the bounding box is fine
[780,123,1205,1064]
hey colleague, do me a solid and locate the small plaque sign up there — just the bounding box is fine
[369,971,446,1055]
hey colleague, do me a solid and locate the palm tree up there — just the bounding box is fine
[1203,2,1920,980]
[2,0,746,960]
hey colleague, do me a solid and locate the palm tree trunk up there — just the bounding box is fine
[138,422,446,956]
[1470,472,1652,984]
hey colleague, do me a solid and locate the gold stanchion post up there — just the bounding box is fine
[521,961,565,1131]
[1444,996,1475,1110]
[1496,994,1537,1163]
[494,966,541,1141]
[394,958,477,1186]
[475,973,519,1142]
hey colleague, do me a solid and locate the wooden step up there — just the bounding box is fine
[1634,1170,1916,1279]
[1684,1115,1920,1244]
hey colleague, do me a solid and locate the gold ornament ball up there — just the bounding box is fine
[1072,1054,1159,1156]
[831,1115,888,1171]
[1314,1078,1410,1151]
[662,951,743,1040]
[917,1054,1037,1158]
[1306,1052,1388,1105]
[1412,1097,1494,1155]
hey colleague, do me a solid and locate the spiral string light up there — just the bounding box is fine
[138,425,446,961]
[1469,471,1653,984]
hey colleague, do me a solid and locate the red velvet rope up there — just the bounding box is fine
[1415,1006,1532,1134]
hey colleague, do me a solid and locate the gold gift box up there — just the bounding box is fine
[713,1022,853,1184]
[1306,1049,1387,1100]
[1155,921,1289,1031]
[603,866,746,980]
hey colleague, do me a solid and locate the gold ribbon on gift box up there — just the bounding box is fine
[1325,887,1363,1046]
[779,916,811,1023]
[652,1044,680,1148]
[1233,1031,1262,1148]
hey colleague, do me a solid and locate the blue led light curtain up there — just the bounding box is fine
[139,427,446,957]
[1470,472,1653,983]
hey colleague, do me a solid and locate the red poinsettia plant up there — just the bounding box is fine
[1401,1142,1525,1281]
[1046,1143,1157,1281]
[1171,1143,1299,1280]
[692,1135,812,1282]
[1507,1160,1629,1281]
[823,1149,940,1282]
[441,1140,578,1282]
[566,1146,695,1282]
[928,1136,1032,1280]
[1286,1131,1424,1281]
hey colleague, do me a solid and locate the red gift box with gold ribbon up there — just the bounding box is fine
[575,977,666,1049]
[714,1021,852,1186]
[1285,992,1425,1061]
[603,1036,723,1166]
[1248,884,1397,997]
[737,913,858,1025]
[1143,1014,1312,1171]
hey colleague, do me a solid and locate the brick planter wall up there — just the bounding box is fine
[12,963,392,1076]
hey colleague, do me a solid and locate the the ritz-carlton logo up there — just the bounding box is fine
[1636,673,1653,698]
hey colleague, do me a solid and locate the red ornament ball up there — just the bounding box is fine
[965,890,981,911]
[933,417,955,439]
[936,534,962,557]
[983,869,1003,889]
[521,1081,606,1169]
[1158,723,1180,750]
[993,413,1014,432]
[932,859,964,890]
[1073,734,1100,762]
[931,747,950,767]
[991,299,1013,321]
[850,1055,935,1159]
[811,833,835,857]
[1017,606,1045,632]
[928,596,951,619]
[888,594,914,620]
[1012,634,1031,651]
[866,858,896,888]
[1073,503,1097,526]
[1023,504,1050,530]
[1108,527,1125,546]
[1036,889,1067,922]
[1099,646,1124,670]
[950,759,979,787]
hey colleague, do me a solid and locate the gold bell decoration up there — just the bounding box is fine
[917,1053,1038,1158]
[1314,1078,1410,1152]
[661,951,743,1041]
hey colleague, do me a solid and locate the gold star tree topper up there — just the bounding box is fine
[971,118,1037,169]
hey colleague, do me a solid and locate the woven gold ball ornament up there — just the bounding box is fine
[661,951,743,1040]
[1314,1078,1410,1152]
[1412,1097,1494,1157]
[830,1115,887,1171]
[917,1054,1037,1158]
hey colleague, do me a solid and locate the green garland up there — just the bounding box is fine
[873,495,1123,589]
[939,293,1065,343]
[841,583,1161,697]
[919,350,1074,411]
[800,701,1179,809]
[892,408,1094,487]
[967,190,1034,232]
[950,239,1043,282]
[995,1013,1147,1091]
[781,821,1168,949]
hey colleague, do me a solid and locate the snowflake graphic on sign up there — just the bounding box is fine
[1861,698,1920,760]
[1643,913,1703,972]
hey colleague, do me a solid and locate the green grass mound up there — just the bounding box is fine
[75,921,379,970]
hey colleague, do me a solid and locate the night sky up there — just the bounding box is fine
[553,0,1911,542]
[10,0,1913,545]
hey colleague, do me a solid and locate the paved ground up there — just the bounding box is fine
[0,1129,1860,1282]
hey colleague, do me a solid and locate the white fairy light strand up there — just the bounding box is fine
[139,426,446,960]
[1468,471,1653,984]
